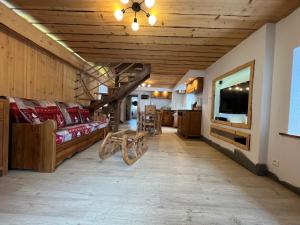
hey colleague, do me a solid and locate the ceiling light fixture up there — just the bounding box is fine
[120,0,129,4]
[114,0,157,31]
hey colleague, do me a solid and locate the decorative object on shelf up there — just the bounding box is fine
[177,90,186,94]
[114,0,157,31]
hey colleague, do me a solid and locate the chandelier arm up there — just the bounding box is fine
[140,8,149,16]
[123,7,132,12]
[139,0,145,4]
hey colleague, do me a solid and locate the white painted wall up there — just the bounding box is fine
[202,24,275,165]
[267,7,300,187]
[171,92,202,110]
[131,90,171,111]
[173,70,206,91]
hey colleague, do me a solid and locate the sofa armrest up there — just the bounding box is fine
[11,120,57,172]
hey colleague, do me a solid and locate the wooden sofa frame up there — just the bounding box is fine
[11,121,107,172]
[1,99,108,173]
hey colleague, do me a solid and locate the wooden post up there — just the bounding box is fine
[112,100,121,132]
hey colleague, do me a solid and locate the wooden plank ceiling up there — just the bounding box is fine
[8,0,300,88]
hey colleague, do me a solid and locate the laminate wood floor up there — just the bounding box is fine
[0,125,299,225]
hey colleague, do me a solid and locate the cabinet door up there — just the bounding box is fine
[178,116,182,132]
[189,112,202,136]
[182,112,188,133]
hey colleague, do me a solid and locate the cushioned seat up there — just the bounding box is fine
[4,96,109,173]
[6,97,109,145]
[56,121,108,144]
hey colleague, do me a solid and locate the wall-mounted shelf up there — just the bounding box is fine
[186,77,204,94]
[210,125,251,151]
[151,91,172,99]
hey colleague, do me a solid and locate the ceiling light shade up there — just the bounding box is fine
[131,18,139,31]
[120,0,129,4]
[141,83,146,87]
[147,84,151,87]
[114,9,124,21]
[145,0,155,8]
[148,14,156,26]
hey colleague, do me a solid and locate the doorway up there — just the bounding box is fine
[131,96,138,119]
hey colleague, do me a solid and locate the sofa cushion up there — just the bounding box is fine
[10,102,24,123]
[56,122,108,144]
[35,106,65,128]
[9,97,41,124]
[67,107,81,125]
[20,108,40,124]
[38,100,57,107]
[56,102,72,125]
[79,109,92,123]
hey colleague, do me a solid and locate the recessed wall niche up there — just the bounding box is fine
[211,61,255,129]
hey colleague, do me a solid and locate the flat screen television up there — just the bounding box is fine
[219,88,249,114]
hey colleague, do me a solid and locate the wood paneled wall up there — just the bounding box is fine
[0,30,77,102]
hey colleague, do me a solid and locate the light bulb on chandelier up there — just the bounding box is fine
[120,0,129,4]
[115,1,156,31]
[131,18,140,31]
[145,0,155,8]
[114,9,124,21]
[147,14,157,26]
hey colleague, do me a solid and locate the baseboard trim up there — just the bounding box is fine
[200,135,300,195]
[267,171,300,196]
[200,135,267,176]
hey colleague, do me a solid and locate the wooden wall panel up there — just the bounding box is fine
[0,30,77,102]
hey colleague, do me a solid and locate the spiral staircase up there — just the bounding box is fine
[75,63,151,131]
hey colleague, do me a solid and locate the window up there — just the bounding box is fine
[99,85,108,94]
[288,47,300,136]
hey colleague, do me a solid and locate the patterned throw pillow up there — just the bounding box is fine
[35,106,65,128]
[79,109,92,123]
[8,97,40,124]
[67,107,81,124]
[56,102,72,125]
[19,108,40,124]
[10,102,24,123]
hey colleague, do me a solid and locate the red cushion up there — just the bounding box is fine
[20,108,39,123]
[55,122,108,144]
[79,109,92,123]
[35,106,65,128]
[67,107,81,124]
[10,102,24,123]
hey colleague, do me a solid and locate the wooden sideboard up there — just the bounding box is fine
[161,110,174,127]
[177,110,202,138]
[0,99,9,176]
